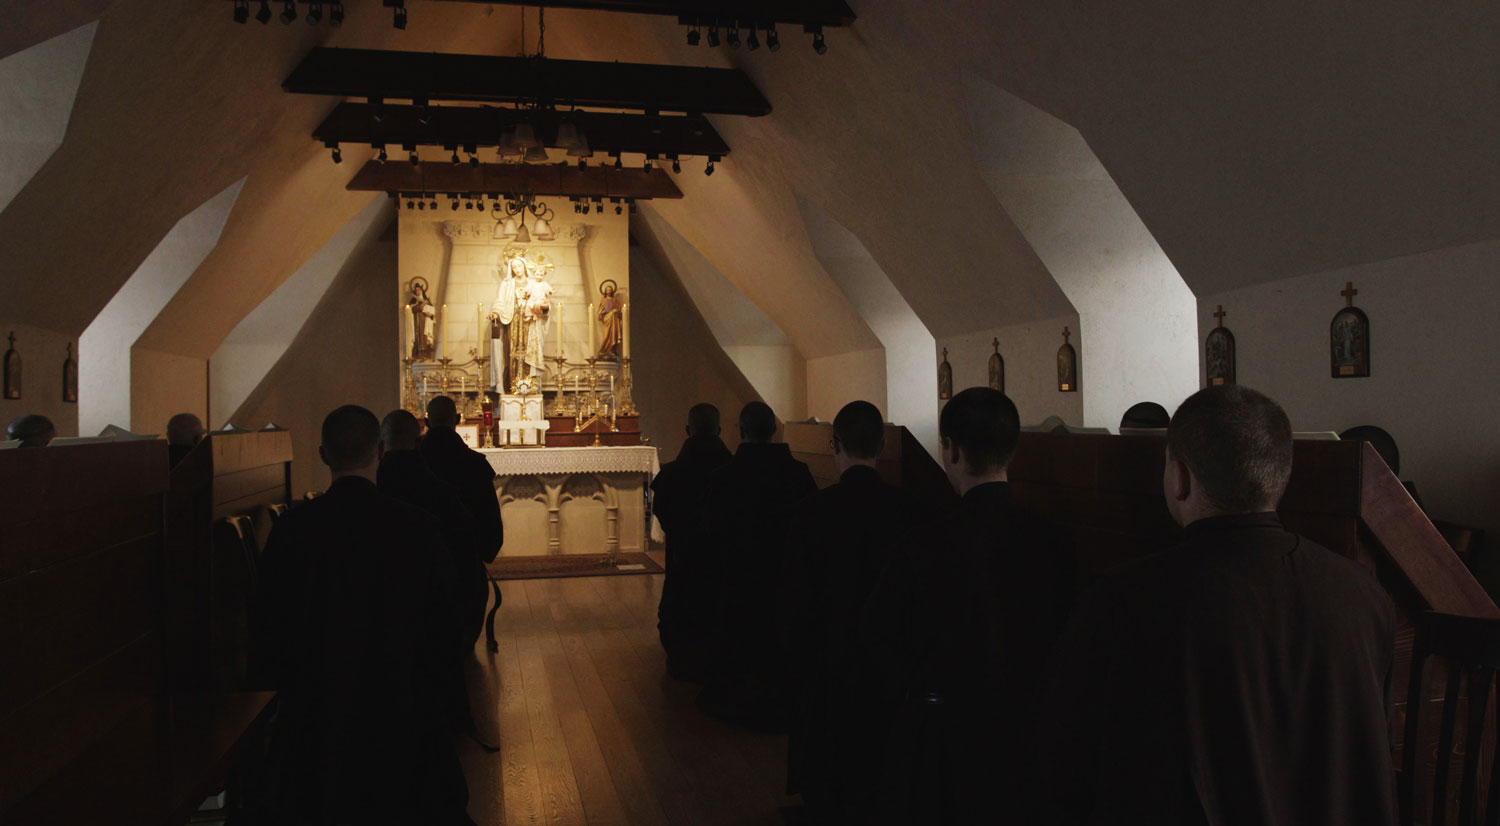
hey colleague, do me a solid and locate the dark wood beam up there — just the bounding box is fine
[315,103,729,158]
[411,0,857,28]
[346,161,684,200]
[284,48,771,117]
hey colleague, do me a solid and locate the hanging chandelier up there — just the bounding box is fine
[490,191,555,242]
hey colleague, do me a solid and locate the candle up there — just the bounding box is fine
[588,302,596,355]
[609,375,615,395]
[554,300,563,358]
[423,375,429,394]
[622,303,630,359]
[439,304,447,359]
[476,303,484,358]
[461,375,467,394]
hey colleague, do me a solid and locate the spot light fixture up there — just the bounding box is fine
[706,155,718,176]
[233,0,249,24]
[613,155,623,171]
[614,200,623,215]
[706,24,720,48]
[327,142,342,164]
[279,1,297,25]
[766,25,779,51]
[306,2,322,24]
[392,1,406,30]
[812,27,827,54]
[686,25,701,46]
[406,198,415,209]
[428,196,437,210]
[727,24,740,49]
[671,156,681,174]
[255,0,271,23]
[329,2,343,26]
[466,144,479,167]
[451,196,460,210]
[747,27,760,50]
[406,144,419,165]
[373,143,387,163]
[449,146,460,165]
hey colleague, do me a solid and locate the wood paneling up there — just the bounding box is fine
[0,440,169,809]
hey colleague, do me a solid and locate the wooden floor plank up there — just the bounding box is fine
[521,579,632,826]
[462,573,789,826]
[511,580,590,826]
[582,576,787,826]
[465,579,550,826]
[558,580,719,826]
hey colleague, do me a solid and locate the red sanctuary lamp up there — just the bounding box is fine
[481,398,495,448]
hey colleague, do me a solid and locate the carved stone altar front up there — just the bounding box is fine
[481,445,658,558]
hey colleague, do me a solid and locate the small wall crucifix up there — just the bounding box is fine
[1213,305,1227,328]
[1057,326,1078,392]
[1331,281,1370,378]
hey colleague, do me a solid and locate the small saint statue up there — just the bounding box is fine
[596,280,623,360]
[406,278,436,361]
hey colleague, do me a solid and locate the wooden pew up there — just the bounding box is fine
[166,429,293,691]
[0,440,273,825]
[785,422,957,516]
[1006,431,1500,794]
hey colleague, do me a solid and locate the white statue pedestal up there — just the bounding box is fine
[496,394,548,446]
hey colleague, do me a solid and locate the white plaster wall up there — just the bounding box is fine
[798,196,939,456]
[80,178,243,435]
[938,314,1085,429]
[636,207,808,418]
[964,74,1198,430]
[210,195,389,426]
[0,21,94,214]
[806,349,889,424]
[1197,239,1500,536]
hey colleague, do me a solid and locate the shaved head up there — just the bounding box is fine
[381,409,422,452]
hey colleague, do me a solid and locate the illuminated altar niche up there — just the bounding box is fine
[395,204,630,395]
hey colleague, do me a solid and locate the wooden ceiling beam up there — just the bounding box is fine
[284,48,771,117]
[315,103,729,158]
[346,161,684,200]
[411,0,857,28]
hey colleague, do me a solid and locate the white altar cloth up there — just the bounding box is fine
[478,445,659,477]
[478,446,660,557]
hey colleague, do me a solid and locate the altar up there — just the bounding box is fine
[482,445,658,558]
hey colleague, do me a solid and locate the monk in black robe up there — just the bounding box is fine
[784,401,924,824]
[379,409,488,646]
[698,400,817,730]
[863,387,1077,825]
[420,395,503,568]
[1041,385,1397,826]
[651,403,733,681]
[249,405,473,826]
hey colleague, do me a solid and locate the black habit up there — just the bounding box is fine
[378,448,489,645]
[1040,513,1397,826]
[698,441,818,728]
[420,426,504,562]
[784,464,924,823]
[650,432,733,679]
[863,480,1077,825]
[248,476,473,826]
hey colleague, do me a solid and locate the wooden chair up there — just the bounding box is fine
[1401,611,1500,826]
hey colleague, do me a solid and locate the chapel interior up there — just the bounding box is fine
[4,1,1500,825]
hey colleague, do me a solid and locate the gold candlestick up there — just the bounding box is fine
[437,357,453,390]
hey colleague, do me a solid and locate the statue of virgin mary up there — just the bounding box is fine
[489,249,551,393]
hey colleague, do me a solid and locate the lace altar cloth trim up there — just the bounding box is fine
[479,445,660,477]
